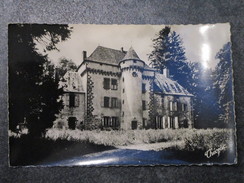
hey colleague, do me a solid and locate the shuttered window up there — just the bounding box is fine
[111,97,118,108]
[103,116,110,127]
[182,104,187,111]
[142,83,146,93]
[169,101,178,111]
[74,94,79,107]
[142,100,146,110]
[69,93,75,107]
[111,79,118,90]
[103,78,110,89]
[104,97,110,108]
[111,117,118,127]
[65,93,69,106]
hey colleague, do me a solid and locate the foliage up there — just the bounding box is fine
[212,42,234,126]
[184,128,233,151]
[149,26,232,128]
[149,27,187,70]
[8,24,72,137]
[56,58,77,79]
[149,27,192,90]
[188,62,221,128]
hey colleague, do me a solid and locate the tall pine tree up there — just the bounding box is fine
[149,26,192,93]
[149,26,222,128]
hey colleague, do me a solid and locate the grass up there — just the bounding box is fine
[45,128,234,152]
[10,128,235,165]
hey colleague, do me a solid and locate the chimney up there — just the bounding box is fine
[121,47,126,53]
[83,51,87,61]
[163,68,169,78]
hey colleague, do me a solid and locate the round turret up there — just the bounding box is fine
[120,47,145,130]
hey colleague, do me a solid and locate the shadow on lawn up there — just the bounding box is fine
[9,135,116,166]
[9,135,236,166]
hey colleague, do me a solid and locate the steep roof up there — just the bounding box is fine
[154,73,193,96]
[122,47,141,61]
[87,46,126,65]
[59,71,85,93]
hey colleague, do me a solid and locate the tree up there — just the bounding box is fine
[149,26,171,72]
[149,27,192,90]
[56,58,77,79]
[9,24,72,137]
[213,42,234,127]
[149,26,222,128]
[189,62,220,128]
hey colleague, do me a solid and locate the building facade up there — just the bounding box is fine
[55,46,194,130]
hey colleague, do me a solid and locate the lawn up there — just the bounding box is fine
[10,128,236,166]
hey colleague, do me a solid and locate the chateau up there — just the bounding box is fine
[55,46,194,130]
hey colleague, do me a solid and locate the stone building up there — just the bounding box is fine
[56,46,194,130]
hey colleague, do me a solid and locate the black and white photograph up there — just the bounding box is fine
[9,23,236,166]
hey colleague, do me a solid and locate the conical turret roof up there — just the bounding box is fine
[122,47,141,61]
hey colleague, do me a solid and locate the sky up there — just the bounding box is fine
[37,23,231,69]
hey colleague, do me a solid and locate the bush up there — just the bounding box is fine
[184,128,233,151]
[45,128,234,152]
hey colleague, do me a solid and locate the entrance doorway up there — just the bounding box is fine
[131,120,137,130]
[68,117,77,130]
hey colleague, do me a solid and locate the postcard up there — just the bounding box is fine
[8,23,236,166]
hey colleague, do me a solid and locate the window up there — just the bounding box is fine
[69,93,75,107]
[123,88,125,93]
[161,98,164,107]
[104,97,110,108]
[68,117,77,130]
[111,97,118,108]
[111,79,118,90]
[103,116,110,127]
[142,100,146,110]
[122,77,124,82]
[169,101,177,111]
[132,72,138,77]
[103,116,119,128]
[182,104,187,111]
[155,116,163,129]
[103,78,110,89]
[142,83,146,93]
[111,117,119,127]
